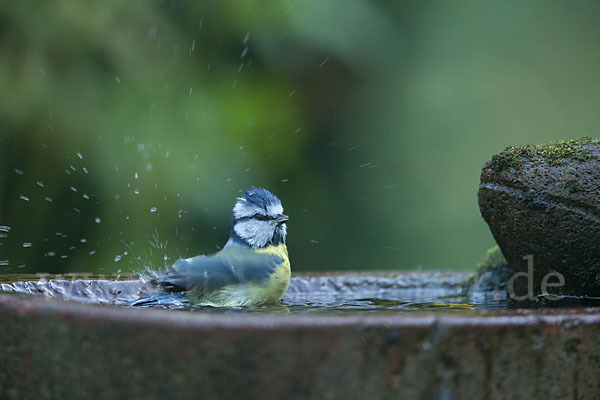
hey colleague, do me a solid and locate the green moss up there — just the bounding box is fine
[476,246,507,271]
[463,246,514,292]
[556,177,583,193]
[489,137,598,171]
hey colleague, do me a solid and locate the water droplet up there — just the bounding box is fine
[95,217,101,223]
[80,238,87,243]
[36,181,45,187]
[82,194,90,200]
[164,255,168,261]
[281,178,289,183]
[46,252,56,257]
[134,172,139,179]
[116,76,121,84]
[288,89,296,97]
[0,226,11,233]
[89,250,96,255]
[150,207,157,213]
[23,243,32,248]
[14,169,24,175]
[0,260,9,266]
[133,189,140,195]
[77,152,83,159]
[44,197,53,202]
[83,167,89,174]
[114,255,122,262]
[70,186,77,192]
[19,195,30,201]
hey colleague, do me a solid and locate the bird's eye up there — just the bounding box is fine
[253,213,270,221]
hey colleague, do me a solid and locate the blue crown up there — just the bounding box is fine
[241,187,281,209]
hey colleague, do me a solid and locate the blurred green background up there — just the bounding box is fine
[1,1,600,275]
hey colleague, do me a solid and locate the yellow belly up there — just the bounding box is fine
[195,244,290,307]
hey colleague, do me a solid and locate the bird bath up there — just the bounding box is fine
[2,271,600,399]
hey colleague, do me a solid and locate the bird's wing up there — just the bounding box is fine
[153,246,283,293]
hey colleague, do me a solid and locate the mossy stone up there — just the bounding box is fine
[478,137,600,297]
[463,246,514,292]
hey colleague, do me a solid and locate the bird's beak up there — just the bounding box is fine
[276,214,289,225]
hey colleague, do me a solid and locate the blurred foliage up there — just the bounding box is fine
[1,0,600,275]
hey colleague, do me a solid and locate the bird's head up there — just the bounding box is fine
[230,187,288,248]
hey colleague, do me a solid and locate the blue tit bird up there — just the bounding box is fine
[135,187,290,307]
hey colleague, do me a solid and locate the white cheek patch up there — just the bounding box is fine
[267,203,283,216]
[234,220,274,247]
[233,200,264,219]
[278,223,287,240]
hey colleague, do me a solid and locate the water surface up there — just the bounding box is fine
[2,272,600,314]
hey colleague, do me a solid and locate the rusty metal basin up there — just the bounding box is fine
[1,272,599,399]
